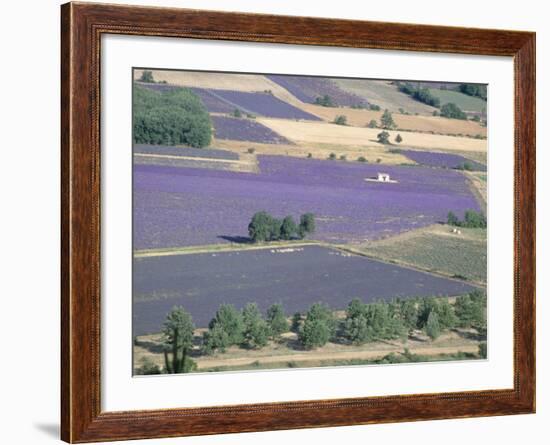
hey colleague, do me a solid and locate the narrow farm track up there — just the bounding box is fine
[196,344,480,370]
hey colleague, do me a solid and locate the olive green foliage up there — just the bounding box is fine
[299,303,337,349]
[280,216,298,241]
[297,213,316,239]
[478,342,488,359]
[369,104,381,111]
[232,108,242,118]
[339,155,347,161]
[440,102,467,120]
[380,109,397,129]
[139,70,155,83]
[397,82,441,107]
[455,161,473,171]
[248,211,314,242]
[333,115,347,125]
[454,290,487,331]
[203,304,244,353]
[242,303,271,349]
[377,131,391,144]
[367,119,378,128]
[448,210,487,228]
[162,306,196,374]
[328,152,337,160]
[315,94,335,107]
[357,156,367,162]
[343,299,406,345]
[266,304,289,338]
[458,83,487,101]
[133,85,212,147]
[417,297,458,331]
[425,310,441,340]
[135,357,162,375]
[395,134,403,143]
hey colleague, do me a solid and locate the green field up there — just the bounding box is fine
[359,225,487,284]
[428,89,487,112]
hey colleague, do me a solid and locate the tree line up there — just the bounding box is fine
[136,291,487,375]
[447,210,487,229]
[248,211,315,242]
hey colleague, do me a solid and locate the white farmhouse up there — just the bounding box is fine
[365,172,398,183]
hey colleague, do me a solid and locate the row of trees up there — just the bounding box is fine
[447,210,487,229]
[141,290,486,374]
[397,82,441,108]
[248,211,315,242]
[133,84,212,147]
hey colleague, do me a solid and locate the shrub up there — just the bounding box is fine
[367,119,378,128]
[377,131,390,144]
[339,155,347,161]
[440,102,467,120]
[376,158,382,164]
[369,104,381,111]
[315,95,335,107]
[433,110,440,116]
[395,134,403,143]
[242,303,270,348]
[202,323,231,354]
[232,108,243,118]
[307,153,313,158]
[135,358,162,375]
[357,156,367,162]
[333,115,347,125]
[247,147,256,154]
[266,304,289,338]
[328,152,337,160]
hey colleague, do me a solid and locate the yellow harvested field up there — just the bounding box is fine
[257,118,487,153]
[133,69,305,108]
[213,138,412,165]
[301,104,487,137]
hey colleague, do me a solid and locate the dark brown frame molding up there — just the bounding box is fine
[61,2,536,442]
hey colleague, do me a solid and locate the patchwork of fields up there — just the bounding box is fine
[133,245,477,335]
[132,70,488,370]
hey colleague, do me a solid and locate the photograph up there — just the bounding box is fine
[132,68,489,375]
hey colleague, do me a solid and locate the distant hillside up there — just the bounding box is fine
[333,79,437,115]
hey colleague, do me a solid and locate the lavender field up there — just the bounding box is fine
[266,74,367,107]
[133,245,477,335]
[204,89,321,120]
[133,155,480,250]
[401,150,486,172]
[212,116,292,144]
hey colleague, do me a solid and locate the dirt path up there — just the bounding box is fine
[196,344,479,369]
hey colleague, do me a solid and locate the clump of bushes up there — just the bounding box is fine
[367,119,378,128]
[397,82,441,107]
[440,102,467,120]
[357,156,367,162]
[333,115,347,125]
[315,95,335,107]
[447,210,487,228]
[248,211,315,242]
[380,109,397,129]
[299,303,337,349]
[377,131,390,144]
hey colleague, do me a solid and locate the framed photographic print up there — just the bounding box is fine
[61,2,535,443]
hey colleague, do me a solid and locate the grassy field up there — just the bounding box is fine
[300,104,487,137]
[134,326,483,373]
[257,118,488,153]
[359,224,487,284]
[428,89,487,112]
[333,79,438,115]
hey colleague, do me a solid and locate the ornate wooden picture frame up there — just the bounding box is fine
[61,2,535,442]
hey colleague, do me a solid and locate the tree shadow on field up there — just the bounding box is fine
[217,235,253,244]
[135,339,165,354]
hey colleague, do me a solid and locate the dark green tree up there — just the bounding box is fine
[242,303,270,349]
[395,134,403,143]
[162,306,196,374]
[208,304,244,346]
[377,131,390,144]
[315,94,335,107]
[139,70,155,83]
[425,310,441,340]
[380,109,396,129]
[248,211,274,242]
[299,303,336,349]
[297,213,316,239]
[202,323,231,355]
[333,115,347,125]
[280,216,298,240]
[266,303,289,338]
[232,108,242,118]
[454,291,487,330]
[447,211,459,226]
[440,102,467,120]
[367,119,378,128]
